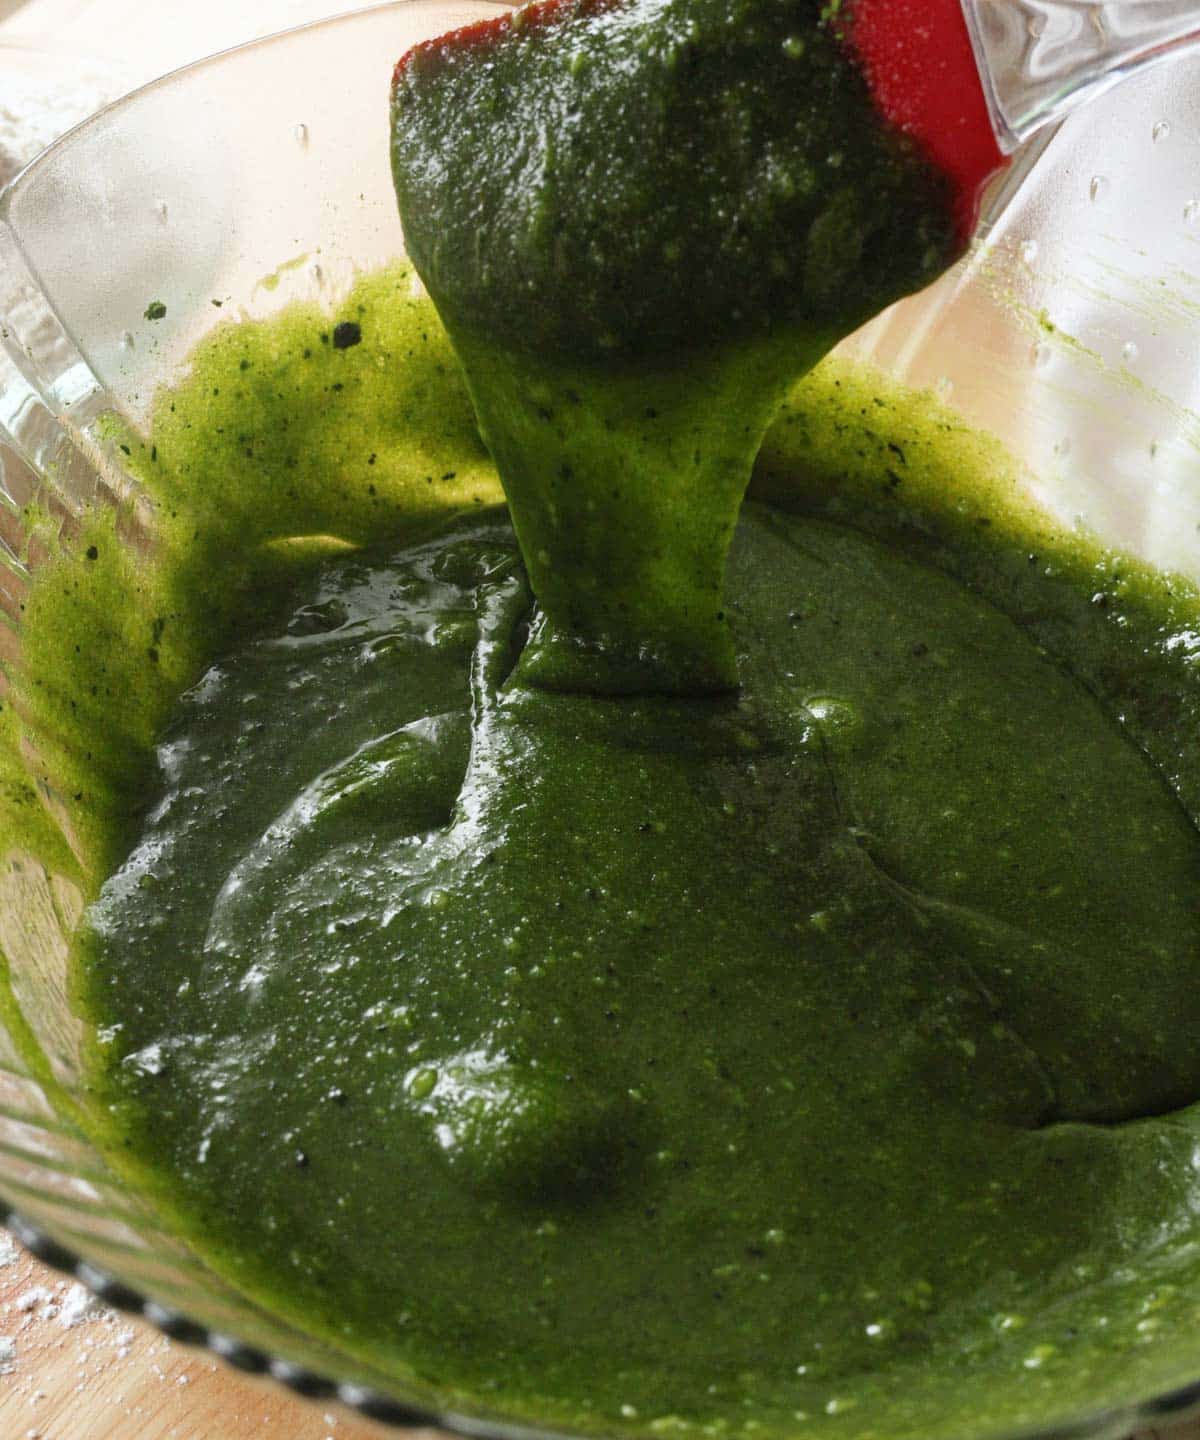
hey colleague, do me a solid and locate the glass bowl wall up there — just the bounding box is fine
[2,3,1200,1434]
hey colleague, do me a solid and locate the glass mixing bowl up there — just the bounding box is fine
[2,3,1200,1434]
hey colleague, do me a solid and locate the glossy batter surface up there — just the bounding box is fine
[37,268,1200,1440]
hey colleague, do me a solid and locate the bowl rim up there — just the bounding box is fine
[8,1195,1200,1440]
[2,5,1200,1440]
[0,0,510,215]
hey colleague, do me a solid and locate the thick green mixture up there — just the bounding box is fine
[11,269,1194,1440]
[5,9,1198,1435]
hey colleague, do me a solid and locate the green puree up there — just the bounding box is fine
[13,6,1200,1434]
[23,268,1199,1440]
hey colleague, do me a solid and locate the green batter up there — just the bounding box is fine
[14,267,1193,1440]
[5,2,1200,1434]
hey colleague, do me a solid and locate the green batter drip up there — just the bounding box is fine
[449,335,811,691]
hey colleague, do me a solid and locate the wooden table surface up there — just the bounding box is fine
[0,1232,399,1439]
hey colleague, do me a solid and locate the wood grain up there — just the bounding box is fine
[0,1228,403,1440]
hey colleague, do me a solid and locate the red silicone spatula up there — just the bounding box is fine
[842,0,1200,241]
[837,0,1007,243]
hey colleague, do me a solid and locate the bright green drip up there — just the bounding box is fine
[450,330,824,691]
